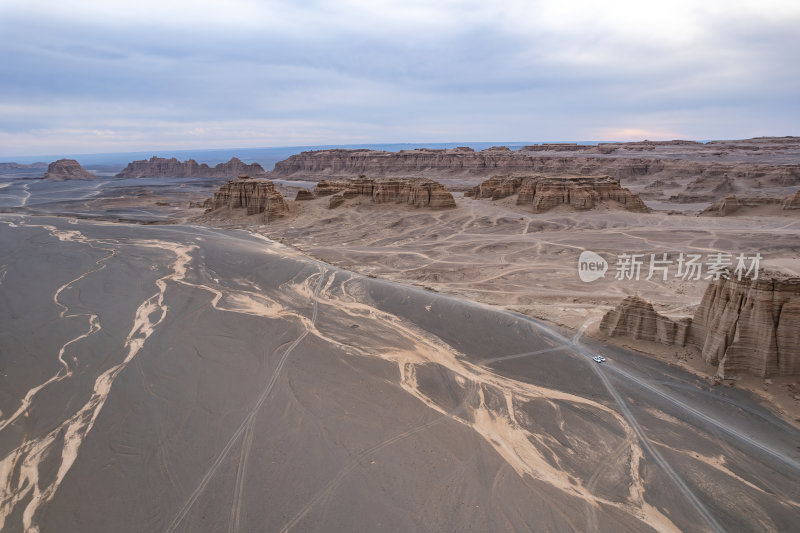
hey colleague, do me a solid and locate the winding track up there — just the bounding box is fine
[164,269,326,533]
[522,316,728,533]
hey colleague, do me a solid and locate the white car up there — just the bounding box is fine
[592,355,606,363]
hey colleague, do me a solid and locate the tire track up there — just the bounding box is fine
[567,320,726,533]
[584,439,631,533]
[279,384,479,532]
[164,269,325,533]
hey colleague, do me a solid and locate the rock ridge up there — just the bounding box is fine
[268,147,800,190]
[116,157,266,179]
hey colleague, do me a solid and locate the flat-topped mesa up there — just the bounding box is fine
[209,175,288,222]
[599,295,691,346]
[43,159,96,181]
[312,177,456,209]
[268,145,800,194]
[467,175,649,212]
[116,156,266,179]
[270,148,668,178]
[690,272,800,378]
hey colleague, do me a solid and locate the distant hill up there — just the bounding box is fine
[0,161,48,170]
[115,156,267,179]
[43,159,97,181]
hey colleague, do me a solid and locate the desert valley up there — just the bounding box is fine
[1,138,799,532]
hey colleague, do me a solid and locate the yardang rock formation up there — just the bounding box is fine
[42,159,96,181]
[601,272,800,378]
[207,175,288,222]
[599,295,690,346]
[466,175,649,213]
[313,177,456,209]
[690,272,800,378]
[116,156,266,179]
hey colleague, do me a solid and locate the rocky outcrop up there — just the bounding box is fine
[208,175,288,222]
[294,189,315,201]
[468,175,648,212]
[42,159,96,181]
[690,273,800,378]
[313,180,345,196]
[599,296,690,346]
[329,194,345,209]
[116,157,266,179]
[516,176,649,212]
[669,173,737,202]
[600,271,800,378]
[189,198,212,209]
[701,193,800,216]
[465,176,522,199]
[312,177,456,209]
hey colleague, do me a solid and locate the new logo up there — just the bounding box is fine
[578,250,608,282]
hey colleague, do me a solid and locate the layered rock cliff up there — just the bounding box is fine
[116,157,266,179]
[271,148,670,179]
[207,176,288,222]
[268,146,800,190]
[467,175,649,213]
[690,273,800,378]
[599,296,691,346]
[42,159,96,181]
[312,177,456,209]
[601,273,800,378]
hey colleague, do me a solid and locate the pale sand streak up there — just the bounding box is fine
[20,183,31,206]
[164,271,325,533]
[0,234,195,533]
[0,224,116,433]
[276,275,679,532]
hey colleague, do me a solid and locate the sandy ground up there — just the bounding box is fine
[196,194,800,421]
[0,215,798,532]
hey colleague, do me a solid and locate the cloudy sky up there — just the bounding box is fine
[1,0,798,156]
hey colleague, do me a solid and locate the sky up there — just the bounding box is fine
[0,0,798,157]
